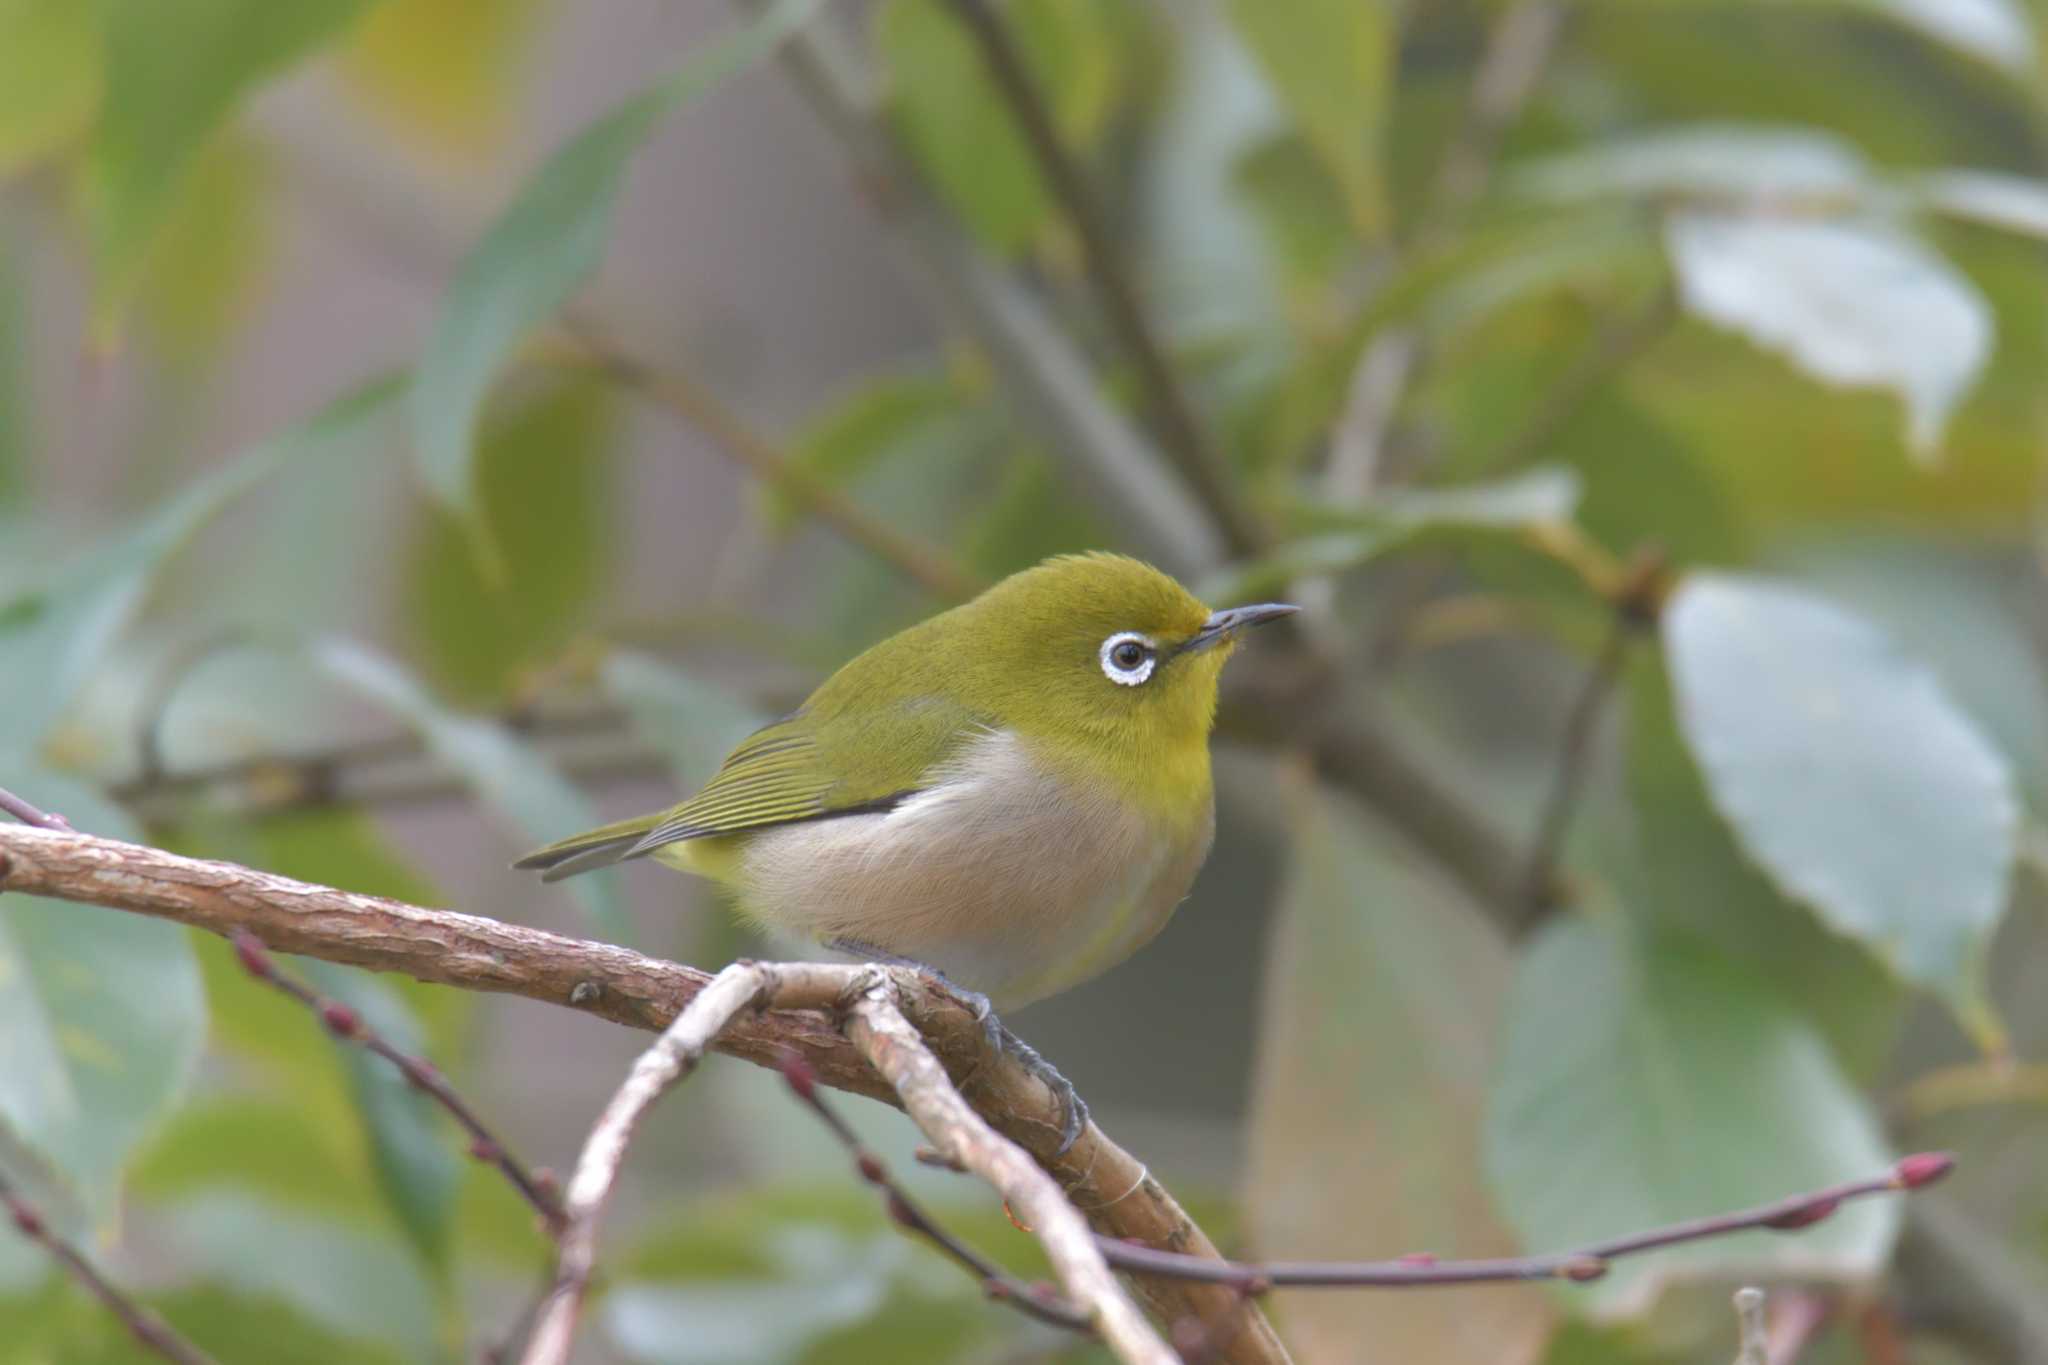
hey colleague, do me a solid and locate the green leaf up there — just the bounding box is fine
[1664,212,1991,463]
[1516,125,1871,204]
[88,0,368,327]
[1918,168,2048,239]
[1226,0,1393,237]
[311,636,633,943]
[153,1190,437,1357]
[408,0,820,521]
[1484,917,1898,1318]
[875,0,1120,256]
[302,963,459,1273]
[0,0,99,176]
[340,0,547,156]
[1621,655,1903,1078]
[765,372,966,534]
[1852,0,2033,70]
[0,773,204,1215]
[602,650,769,789]
[1198,466,1580,601]
[1245,787,1553,1359]
[403,373,616,704]
[0,373,403,757]
[0,1280,410,1365]
[130,128,273,360]
[1663,573,2017,1030]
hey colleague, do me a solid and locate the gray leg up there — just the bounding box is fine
[828,939,1090,1155]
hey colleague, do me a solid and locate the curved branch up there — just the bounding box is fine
[0,822,1290,1364]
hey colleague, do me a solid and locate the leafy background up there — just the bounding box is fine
[4,0,2048,1361]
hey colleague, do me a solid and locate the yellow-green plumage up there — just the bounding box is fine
[517,553,1291,1010]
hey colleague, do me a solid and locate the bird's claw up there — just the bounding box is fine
[826,941,1089,1156]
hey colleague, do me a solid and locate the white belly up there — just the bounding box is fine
[729,729,1213,1009]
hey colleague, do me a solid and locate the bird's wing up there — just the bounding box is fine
[513,695,987,882]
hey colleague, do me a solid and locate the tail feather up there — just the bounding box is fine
[512,814,663,883]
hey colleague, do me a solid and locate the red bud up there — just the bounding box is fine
[779,1049,816,1101]
[319,1002,361,1037]
[856,1153,886,1185]
[983,1279,1011,1301]
[469,1138,502,1163]
[231,931,273,979]
[1562,1256,1606,1281]
[9,1205,42,1237]
[884,1192,918,1229]
[1894,1151,1955,1189]
[1397,1252,1437,1267]
[1765,1196,1838,1230]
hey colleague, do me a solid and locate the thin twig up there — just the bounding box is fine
[943,0,1266,558]
[558,323,984,603]
[227,930,566,1233]
[0,782,70,830]
[1733,1287,1768,1365]
[1097,1152,1953,1288]
[1417,0,1569,244]
[839,970,1177,1365]
[776,1048,1094,1334]
[1516,611,1631,925]
[521,961,845,1365]
[0,1169,218,1365]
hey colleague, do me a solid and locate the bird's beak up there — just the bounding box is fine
[1180,602,1299,654]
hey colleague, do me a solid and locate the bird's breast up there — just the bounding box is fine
[727,727,1214,1009]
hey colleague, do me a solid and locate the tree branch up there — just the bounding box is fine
[0,821,1290,1363]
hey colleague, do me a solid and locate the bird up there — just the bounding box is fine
[516,552,1295,1149]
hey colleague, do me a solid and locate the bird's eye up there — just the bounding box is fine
[1099,632,1157,686]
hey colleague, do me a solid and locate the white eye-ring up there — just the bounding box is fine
[1099,631,1157,686]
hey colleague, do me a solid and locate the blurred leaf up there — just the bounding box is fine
[1516,124,1871,204]
[301,963,459,1274]
[1233,133,1356,301]
[1853,0,2033,69]
[87,0,367,329]
[606,1218,998,1365]
[0,1281,408,1365]
[603,650,768,788]
[154,1190,437,1357]
[341,0,545,156]
[0,773,204,1215]
[876,0,1124,256]
[766,372,965,534]
[404,373,616,704]
[1200,466,1580,600]
[1226,0,1393,236]
[0,373,402,757]
[1621,655,1903,1078]
[961,452,1107,578]
[409,0,820,528]
[1245,786,1553,1362]
[1664,212,1991,462]
[134,1098,381,1224]
[1768,536,2048,805]
[1918,168,2048,238]
[311,636,632,942]
[131,128,272,360]
[1539,391,1751,568]
[0,0,99,176]
[1664,573,2017,1033]
[1484,917,1898,1318]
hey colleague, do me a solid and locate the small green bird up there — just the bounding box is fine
[517,553,1293,1145]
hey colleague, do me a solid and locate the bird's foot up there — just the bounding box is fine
[827,940,1090,1156]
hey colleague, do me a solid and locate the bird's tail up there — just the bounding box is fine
[512,813,664,883]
